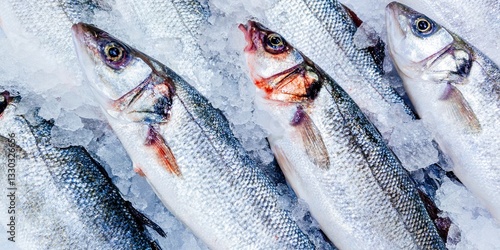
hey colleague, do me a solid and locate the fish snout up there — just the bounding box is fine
[239,20,259,53]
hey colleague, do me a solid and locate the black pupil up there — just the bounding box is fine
[418,20,429,31]
[108,47,120,58]
[270,36,281,46]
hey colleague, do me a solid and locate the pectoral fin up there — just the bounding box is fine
[290,107,330,169]
[440,84,481,133]
[145,126,182,177]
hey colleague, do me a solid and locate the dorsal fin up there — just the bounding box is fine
[145,126,182,177]
[290,106,330,169]
[367,39,386,73]
[341,4,363,28]
[125,200,167,238]
[341,4,386,72]
[418,189,451,242]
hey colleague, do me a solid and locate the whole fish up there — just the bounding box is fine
[71,23,318,249]
[386,2,500,222]
[0,91,164,250]
[239,20,445,250]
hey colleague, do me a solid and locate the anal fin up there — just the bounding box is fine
[290,106,330,169]
[440,84,481,133]
[145,126,182,177]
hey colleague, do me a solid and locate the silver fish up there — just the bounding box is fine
[240,20,445,250]
[386,1,500,222]
[0,91,164,250]
[71,23,318,249]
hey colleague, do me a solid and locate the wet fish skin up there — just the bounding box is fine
[0,0,109,66]
[240,20,445,250]
[72,23,317,249]
[261,0,414,120]
[0,92,162,250]
[386,1,500,222]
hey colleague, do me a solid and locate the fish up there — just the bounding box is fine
[71,23,319,249]
[239,20,446,249]
[258,0,414,121]
[386,1,500,222]
[0,91,165,249]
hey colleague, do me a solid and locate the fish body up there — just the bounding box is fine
[0,92,161,250]
[240,21,445,250]
[72,23,316,249]
[386,2,500,221]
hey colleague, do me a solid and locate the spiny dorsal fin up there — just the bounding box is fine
[341,4,386,72]
[125,200,167,238]
[439,84,481,133]
[417,189,451,242]
[341,4,363,28]
[290,106,330,169]
[145,126,182,177]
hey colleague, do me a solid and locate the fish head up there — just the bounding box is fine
[386,2,480,132]
[239,20,320,103]
[385,2,458,80]
[72,23,175,123]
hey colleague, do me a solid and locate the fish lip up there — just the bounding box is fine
[385,2,408,64]
[0,91,20,116]
[385,2,405,39]
[70,23,113,107]
[238,20,258,53]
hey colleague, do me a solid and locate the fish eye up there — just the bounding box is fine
[412,17,436,36]
[104,43,124,61]
[100,41,131,70]
[264,33,287,54]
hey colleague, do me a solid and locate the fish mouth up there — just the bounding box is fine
[238,20,259,53]
[0,91,20,117]
[385,2,406,40]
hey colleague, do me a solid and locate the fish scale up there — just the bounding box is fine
[0,99,160,249]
